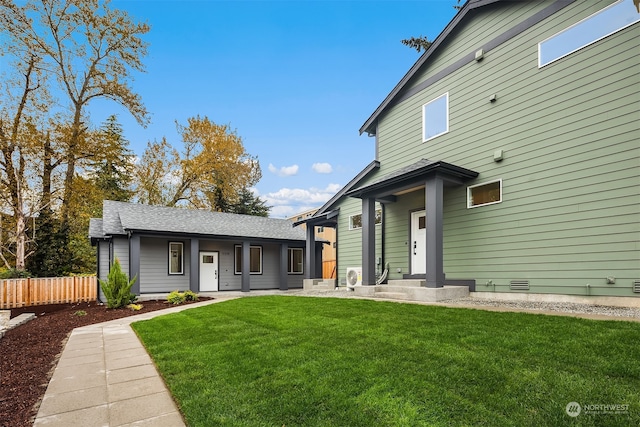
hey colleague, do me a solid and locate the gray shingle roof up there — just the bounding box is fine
[88,218,105,239]
[90,200,306,242]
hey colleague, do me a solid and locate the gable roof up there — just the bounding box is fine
[360,0,573,135]
[90,200,306,242]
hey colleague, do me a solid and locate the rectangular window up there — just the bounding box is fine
[422,93,449,142]
[169,242,183,275]
[288,248,303,274]
[468,179,502,208]
[234,245,262,274]
[539,0,639,67]
[349,209,383,230]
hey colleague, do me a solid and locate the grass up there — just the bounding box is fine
[132,296,640,426]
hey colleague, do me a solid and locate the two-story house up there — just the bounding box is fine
[297,0,639,302]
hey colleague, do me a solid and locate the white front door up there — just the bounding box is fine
[411,210,426,275]
[199,251,219,291]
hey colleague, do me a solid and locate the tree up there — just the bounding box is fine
[134,116,262,211]
[0,0,150,233]
[227,188,270,217]
[401,36,432,53]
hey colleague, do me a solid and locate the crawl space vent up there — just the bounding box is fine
[633,280,640,293]
[510,280,530,291]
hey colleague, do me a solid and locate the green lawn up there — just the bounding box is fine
[132,296,640,427]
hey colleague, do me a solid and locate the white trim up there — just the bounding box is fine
[168,242,184,275]
[422,92,449,142]
[348,209,383,230]
[538,0,639,68]
[467,179,503,208]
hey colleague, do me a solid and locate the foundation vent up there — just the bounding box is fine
[633,280,640,293]
[510,280,530,291]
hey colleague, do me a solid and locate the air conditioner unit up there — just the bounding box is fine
[346,266,362,287]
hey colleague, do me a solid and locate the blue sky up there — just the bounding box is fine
[91,0,459,217]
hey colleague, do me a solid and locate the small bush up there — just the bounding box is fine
[0,268,32,279]
[167,290,186,305]
[183,290,199,302]
[99,259,137,309]
[127,303,143,311]
[166,290,199,305]
[72,310,87,316]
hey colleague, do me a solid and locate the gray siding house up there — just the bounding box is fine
[299,0,639,299]
[90,200,320,296]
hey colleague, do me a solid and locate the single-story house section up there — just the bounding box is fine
[89,200,322,296]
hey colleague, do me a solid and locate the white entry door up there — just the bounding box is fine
[199,251,219,291]
[411,210,426,275]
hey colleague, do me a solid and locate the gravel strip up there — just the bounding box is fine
[294,289,640,319]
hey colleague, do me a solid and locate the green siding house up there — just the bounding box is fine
[299,0,639,300]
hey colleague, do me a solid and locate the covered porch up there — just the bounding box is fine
[346,159,478,289]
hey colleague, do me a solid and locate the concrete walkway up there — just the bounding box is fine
[33,297,235,427]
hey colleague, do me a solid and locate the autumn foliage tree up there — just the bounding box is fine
[134,116,262,211]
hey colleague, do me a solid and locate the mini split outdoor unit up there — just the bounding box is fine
[346,266,362,287]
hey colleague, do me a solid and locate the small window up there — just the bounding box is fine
[349,209,383,230]
[234,245,262,274]
[288,248,303,274]
[169,242,183,275]
[468,179,502,208]
[539,0,639,67]
[422,93,449,142]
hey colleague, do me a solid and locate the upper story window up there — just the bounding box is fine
[349,209,382,230]
[422,93,449,142]
[169,242,184,275]
[539,0,640,67]
[468,179,502,208]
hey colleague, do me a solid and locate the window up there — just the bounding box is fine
[349,209,383,230]
[168,242,183,275]
[288,248,303,274]
[422,93,449,142]
[539,0,639,67]
[468,179,502,208]
[234,245,262,274]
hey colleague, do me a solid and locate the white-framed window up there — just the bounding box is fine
[422,92,449,142]
[467,179,502,208]
[349,209,383,230]
[168,242,184,275]
[539,0,639,68]
[288,248,304,274]
[234,245,262,274]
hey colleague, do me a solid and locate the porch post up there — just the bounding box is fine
[425,175,444,288]
[305,226,316,279]
[190,239,199,292]
[362,197,376,286]
[241,240,250,292]
[129,234,140,295]
[279,243,289,290]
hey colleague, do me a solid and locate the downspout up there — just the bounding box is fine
[96,239,102,303]
[380,203,385,283]
[335,223,339,289]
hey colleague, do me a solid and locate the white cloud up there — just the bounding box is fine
[262,183,343,218]
[268,163,299,177]
[312,162,333,174]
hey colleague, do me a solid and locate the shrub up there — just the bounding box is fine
[183,290,199,302]
[166,290,199,305]
[72,310,87,316]
[167,290,186,305]
[99,259,137,309]
[127,303,143,311]
[0,268,32,279]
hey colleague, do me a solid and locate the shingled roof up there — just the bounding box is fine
[89,200,306,242]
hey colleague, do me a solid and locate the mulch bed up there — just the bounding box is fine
[0,298,208,427]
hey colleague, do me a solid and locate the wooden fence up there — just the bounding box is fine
[322,260,336,279]
[0,276,97,309]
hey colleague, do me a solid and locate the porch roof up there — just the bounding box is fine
[346,159,478,199]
